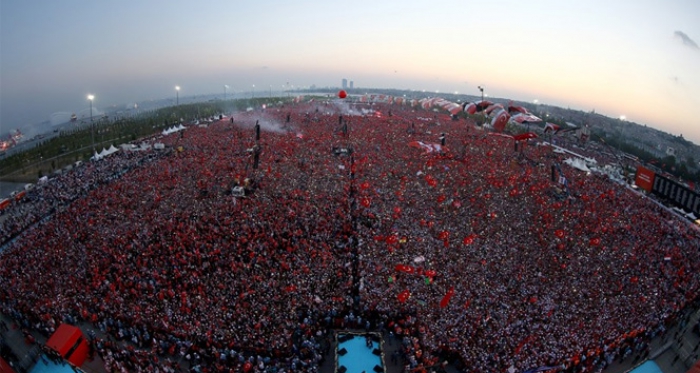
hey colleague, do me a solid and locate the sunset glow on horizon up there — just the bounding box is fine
[1,0,699,142]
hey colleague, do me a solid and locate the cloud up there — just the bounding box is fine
[674,31,699,49]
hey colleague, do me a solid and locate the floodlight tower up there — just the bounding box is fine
[87,94,95,154]
[478,85,485,124]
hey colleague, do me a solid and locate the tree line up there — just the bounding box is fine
[0,98,283,181]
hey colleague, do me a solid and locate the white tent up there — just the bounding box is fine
[563,157,590,172]
[93,145,119,161]
[162,125,186,135]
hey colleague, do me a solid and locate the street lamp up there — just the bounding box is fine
[175,86,180,105]
[477,86,485,124]
[87,94,95,154]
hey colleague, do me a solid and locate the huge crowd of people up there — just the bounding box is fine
[0,147,166,248]
[1,100,699,373]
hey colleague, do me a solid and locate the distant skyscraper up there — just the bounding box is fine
[349,81,354,89]
[342,79,348,89]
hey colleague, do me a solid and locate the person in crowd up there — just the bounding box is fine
[0,101,698,372]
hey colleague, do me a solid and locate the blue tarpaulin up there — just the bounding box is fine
[629,361,663,373]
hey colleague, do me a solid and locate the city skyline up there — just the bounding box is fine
[1,0,699,143]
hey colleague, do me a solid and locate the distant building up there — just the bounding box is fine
[666,146,676,157]
[349,81,354,89]
[579,125,590,142]
[639,144,666,159]
[342,79,348,89]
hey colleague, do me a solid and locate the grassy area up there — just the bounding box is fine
[0,98,293,183]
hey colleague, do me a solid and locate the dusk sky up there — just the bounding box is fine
[2,0,699,142]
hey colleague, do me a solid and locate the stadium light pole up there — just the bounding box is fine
[478,85,485,124]
[175,86,180,106]
[87,94,95,155]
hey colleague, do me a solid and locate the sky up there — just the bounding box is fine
[2,0,699,142]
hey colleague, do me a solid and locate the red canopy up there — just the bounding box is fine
[45,324,89,367]
[0,356,16,373]
[687,359,700,373]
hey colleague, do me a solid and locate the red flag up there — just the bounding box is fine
[440,287,454,308]
[398,289,411,303]
[361,197,371,208]
[395,264,415,274]
[463,234,477,245]
[544,122,560,133]
[513,132,538,141]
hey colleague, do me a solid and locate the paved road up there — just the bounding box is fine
[603,308,700,373]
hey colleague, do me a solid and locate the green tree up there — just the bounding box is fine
[661,155,676,169]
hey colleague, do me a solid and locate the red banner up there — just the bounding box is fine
[635,166,655,192]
